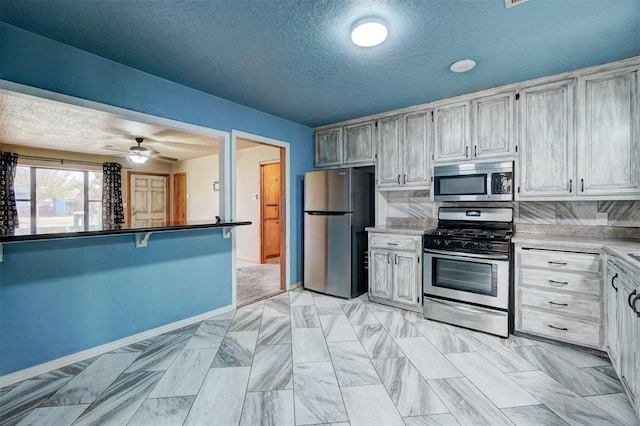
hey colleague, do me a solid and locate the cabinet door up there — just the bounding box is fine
[579,68,639,196]
[343,121,375,166]
[403,110,432,186]
[518,79,576,198]
[377,116,403,187]
[392,252,420,308]
[370,249,393,300]
[620,279,638,405]
[473,92,515,159]
[434,101,470,163]
[606,264,621,370]
[315,127,342,168]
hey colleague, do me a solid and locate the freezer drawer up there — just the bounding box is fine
[304,212,352,298]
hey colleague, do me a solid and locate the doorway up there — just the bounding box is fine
[261,162,280,263]
[234,137,287,307]
[173,172,187,224]
[127,172,170,226]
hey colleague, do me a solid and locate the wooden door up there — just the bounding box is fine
[129,173,169,226]
[392,252,420,308]
[434,101,470,163]
[369,249,392,300]
[376,115,402,188]
[579,67,639,196]
[473,91,514,159]
[518,79,576,198]
[315,128,342,168]
[173,172,187,224]
[343,121,375,166]
[403,109,432,186]
[261,162,280,263]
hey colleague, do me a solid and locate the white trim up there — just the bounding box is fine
[0,304,234,388]
[230,130,292,303]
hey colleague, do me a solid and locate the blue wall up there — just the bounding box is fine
[0,230,232,375]
[0,23,314,375]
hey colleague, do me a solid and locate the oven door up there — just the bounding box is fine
[423,249,509,310]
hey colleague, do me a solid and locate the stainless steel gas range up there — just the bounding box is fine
[423,207,514,337]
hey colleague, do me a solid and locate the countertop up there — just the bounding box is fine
[0,220,252,243]
[365,225,435,236]
[512,232,640,272]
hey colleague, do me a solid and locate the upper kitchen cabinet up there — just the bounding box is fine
[343,121,376,166]
[518,79,576,198]
[578,67,639,197]
[315,127,342,168]
[434,101,471,163]
[377,110,432,189]
[315,121,375,168]
[472,91,515,159]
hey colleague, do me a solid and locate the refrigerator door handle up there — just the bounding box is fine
[305,211,350,216]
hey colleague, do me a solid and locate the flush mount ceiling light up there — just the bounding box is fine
[450,59,477,73]
[351,21,388,47]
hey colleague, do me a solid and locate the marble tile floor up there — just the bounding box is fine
[1,289,638,426]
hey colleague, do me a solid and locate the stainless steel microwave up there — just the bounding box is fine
[433,161,514,202]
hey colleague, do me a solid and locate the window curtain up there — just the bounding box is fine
[0,151,19,235]
[102,162,125,228]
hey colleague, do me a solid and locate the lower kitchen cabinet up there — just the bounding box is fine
[368,232,422,312]
[607,256,640,417]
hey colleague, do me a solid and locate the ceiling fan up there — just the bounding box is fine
[101,137,178,163]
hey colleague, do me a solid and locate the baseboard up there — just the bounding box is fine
[289,281,302,290]
[0,304,235,388]
[236,257,260,264]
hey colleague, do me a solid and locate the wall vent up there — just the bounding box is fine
[505,0,529,9]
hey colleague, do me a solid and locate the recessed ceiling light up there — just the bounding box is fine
[351,21,388,47]
[450,59,477,73]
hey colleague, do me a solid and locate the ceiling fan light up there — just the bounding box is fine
[129,152,148,164]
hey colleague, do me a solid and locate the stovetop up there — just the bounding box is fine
[427,227,512,241]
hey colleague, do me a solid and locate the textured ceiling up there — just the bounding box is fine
[0,91,220,161]
[1,0,639,127]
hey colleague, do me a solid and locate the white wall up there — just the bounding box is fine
[235,144,280,262]
[172,154,220,221]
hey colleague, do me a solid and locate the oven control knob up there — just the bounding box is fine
[444,240,451,247]
[461,241,468,248]
[435,240,442,246]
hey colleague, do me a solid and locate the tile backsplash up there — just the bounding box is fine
[382,191,640,227]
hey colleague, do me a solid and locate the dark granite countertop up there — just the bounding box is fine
[0,220,251,243]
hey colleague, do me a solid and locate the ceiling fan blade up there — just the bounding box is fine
[154,155,179,162]
[101,145,129,153]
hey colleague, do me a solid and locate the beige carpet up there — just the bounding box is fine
[237,262,282,307]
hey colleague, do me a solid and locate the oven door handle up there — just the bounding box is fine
[425,297,507,317]
[423,248,509,261]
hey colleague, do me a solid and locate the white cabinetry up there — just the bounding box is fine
[607,255,640,417]
[472,92,515,160]
[315,121,375,168]
[368,232,422,312]
[377,110,432,189]
[517,79,576,198]
[515,245,604,349]
[434,101,470,163]
[578,67,640,197]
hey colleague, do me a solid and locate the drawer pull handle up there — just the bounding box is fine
[387,242,398,246]
[548,280,569,286]
[548,324,568,331]
[632,294,640,316]
[548,301,568,307]
[548,261,568,266]
[611,273,619,292]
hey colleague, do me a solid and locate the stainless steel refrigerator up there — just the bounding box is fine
[303,169,373,298]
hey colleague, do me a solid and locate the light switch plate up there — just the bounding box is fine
[596,212,608,226]
[252,193,259,201]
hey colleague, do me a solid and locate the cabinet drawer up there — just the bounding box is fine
[370,234,421,252]
[520,308,601,348]
[519,249,600,274]
[519,268,601,296]
[520,287,601,322]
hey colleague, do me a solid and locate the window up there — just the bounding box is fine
[15,166,103,235]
